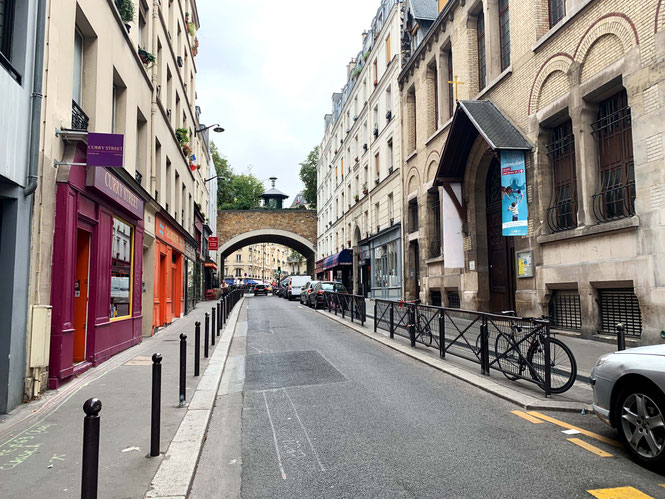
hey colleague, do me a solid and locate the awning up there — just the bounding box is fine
[322,249,353,270]
[204,262,217,269]
[435,100,532,185]
[314,258,325,274]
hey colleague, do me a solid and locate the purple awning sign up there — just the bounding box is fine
[87,133,124,167]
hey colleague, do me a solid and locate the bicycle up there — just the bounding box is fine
[401,300,438,348]
[492,311,577,394]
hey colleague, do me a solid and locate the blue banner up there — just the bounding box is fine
[501,150,528,236]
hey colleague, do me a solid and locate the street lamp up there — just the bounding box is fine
[204,175,226,184]
[194,123,224,135]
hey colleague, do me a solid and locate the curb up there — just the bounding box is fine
[315,309,593,414]
[145,298,245,499]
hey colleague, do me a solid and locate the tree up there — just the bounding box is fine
[299,146,318,209]
[221,174,264,210]
[211,142,235,208]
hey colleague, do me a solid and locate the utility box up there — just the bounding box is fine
[29,305,52,368]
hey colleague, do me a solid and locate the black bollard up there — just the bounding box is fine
[617,322,626,351]
[150,353,162,457]
[179,333,187,406]
[211,307,216,346]
[217,301,221,335]
[81,398,102,499]
[204,313,209,358]
[194,321,201,377]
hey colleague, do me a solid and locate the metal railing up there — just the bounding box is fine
[72,100,89,130]
[323,291,366,326]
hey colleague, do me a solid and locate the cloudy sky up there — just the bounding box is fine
[196,1,382,205]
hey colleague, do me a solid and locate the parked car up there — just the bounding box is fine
[307,281,347,309]
[300,280,319,304]
[253,284,268,296]
[285,275,311,301]
[591,344,665,467]
[279,277,290,298]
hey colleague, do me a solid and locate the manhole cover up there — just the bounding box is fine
[245,350,346,391]
[124,355,153,366]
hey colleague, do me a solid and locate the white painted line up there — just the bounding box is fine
[263,391,287,480]
[283,388,326,472]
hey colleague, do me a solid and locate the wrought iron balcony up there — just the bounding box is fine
[134,170,143,185]
[592,181,635,223]
[71,100,89,130]
[546,199,577,232]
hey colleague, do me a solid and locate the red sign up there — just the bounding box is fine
[208,237,218,251]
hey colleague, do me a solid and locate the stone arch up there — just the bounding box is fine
[573,14,638,65]
[425,151,441,183]
[406,167,421,196]
[219,229,317,276]
[528,54,573,115]
[580,33,625,82]
[537,70,569,111]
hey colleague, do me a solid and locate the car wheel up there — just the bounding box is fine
[616,385,665,467]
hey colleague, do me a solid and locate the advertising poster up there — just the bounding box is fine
[500,150,528,236]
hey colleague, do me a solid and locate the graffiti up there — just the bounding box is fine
[0,423,55,471]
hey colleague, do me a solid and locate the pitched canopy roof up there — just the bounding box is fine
[260,187,289,200]
[435,100,532,184]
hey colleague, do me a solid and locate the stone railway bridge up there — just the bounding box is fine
[217,209,317,277]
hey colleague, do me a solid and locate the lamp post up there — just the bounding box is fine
[194,124,224,135]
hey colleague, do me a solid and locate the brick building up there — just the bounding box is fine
[399,0,665,344]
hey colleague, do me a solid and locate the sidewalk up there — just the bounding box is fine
[0,298,242,499]
[319,302,625,412]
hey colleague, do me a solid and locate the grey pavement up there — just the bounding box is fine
[0,298,240,499]
[191,295,665,498]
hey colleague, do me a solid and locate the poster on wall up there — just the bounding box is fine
[501,150,528,236]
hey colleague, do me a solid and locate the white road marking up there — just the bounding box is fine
[262,391,287,480]
[283,388,326,472]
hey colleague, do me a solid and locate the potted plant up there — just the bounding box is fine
[192,37,199,57]
[362,184,368,194]
[185,11,190,22]
[138,47,156,67]
[175,127,189,146]
[182,144,192,157]
[354,194,359,202]
[188,21,196,37]
[116,0,134,31]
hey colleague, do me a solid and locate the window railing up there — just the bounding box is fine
[71,100,89,130]
[546,127,577,232]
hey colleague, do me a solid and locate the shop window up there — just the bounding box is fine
[546,119,577,232]
[599,288,642,337]
[110,217,134,319]
[548,290,581,331]
[549,0,565,28]
[591,90,635,222]
[498,0,510,71]
[477,10,486,91]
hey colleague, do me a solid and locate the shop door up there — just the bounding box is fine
[171,253,177,318]
[159,252,167,326]
[485,159,515,313]
[73,229,90,363]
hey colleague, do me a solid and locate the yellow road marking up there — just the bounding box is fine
[567,438,613,457]
[587,486,654,498]
[527,411,621,447]
[511,410,545,424]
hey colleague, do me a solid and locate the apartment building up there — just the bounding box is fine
[399,0,665,344]
[317,0,404,298]
[23,0,214,398]
[224,244,290,283]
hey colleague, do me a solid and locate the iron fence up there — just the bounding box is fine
[323,291,366,326]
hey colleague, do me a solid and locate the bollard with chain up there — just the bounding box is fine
[150,353,162,457]
[194,321,201,376]
[81,398,102,499]
[204,313,210,358]
[179,333,187,406]
[211,307,216,346]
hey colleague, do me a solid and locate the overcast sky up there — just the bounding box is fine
[196,1,382,205]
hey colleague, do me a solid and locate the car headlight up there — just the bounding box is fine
[594,353,613,369]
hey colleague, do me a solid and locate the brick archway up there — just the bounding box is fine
[217,209,317,277]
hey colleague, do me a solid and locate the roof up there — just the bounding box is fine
[260,187,289,199]
[435,100,532,183]
[290,191,307,208]
[410,0,438,21]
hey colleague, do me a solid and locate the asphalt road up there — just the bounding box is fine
[192,295,665,498]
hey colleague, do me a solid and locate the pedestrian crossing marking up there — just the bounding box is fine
[567,438,613,457]
[527,411,621,447]
[587,486,654,498]
[510,410,544,424]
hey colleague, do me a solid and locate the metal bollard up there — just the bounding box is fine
[217,301,221,335]
[81,398,102,499]
[408,306,416,348]
[204,313,210,358]
[179,333,187,406]
[617,322,626,351]
[211,307,216,346]
[150,353,162,457]
[194,321,201,377]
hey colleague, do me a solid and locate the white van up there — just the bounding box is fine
[286,275,311,301]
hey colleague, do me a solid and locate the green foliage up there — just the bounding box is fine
[117,0,135,23]
[299,146,318,209]
[211,142,234,207]
[175,128,189,146]
[289,249,304,262]
[211,142,265,210]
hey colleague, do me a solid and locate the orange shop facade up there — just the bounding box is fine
[153,214,186,330]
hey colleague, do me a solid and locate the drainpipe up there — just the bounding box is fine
[23,0,47,197]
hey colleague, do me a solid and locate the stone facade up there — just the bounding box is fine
[399,0,665,343]
[223,243,290,282]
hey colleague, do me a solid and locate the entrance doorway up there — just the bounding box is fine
[485,159,515,313]
[159,252,167,326]
[73,229,90,363]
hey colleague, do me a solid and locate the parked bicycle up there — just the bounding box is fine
[492,311,577,394]
[400,300,439,348]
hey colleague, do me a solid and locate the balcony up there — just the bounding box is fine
[71,100,89,130]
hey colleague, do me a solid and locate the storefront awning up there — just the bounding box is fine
[204,262,217,269]
[314,258,325,274]
[322,249,353,270]
[435,100,532,185]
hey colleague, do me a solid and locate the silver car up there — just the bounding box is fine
[591,345,665,467]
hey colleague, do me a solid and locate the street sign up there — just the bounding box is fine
[208,236,218,250]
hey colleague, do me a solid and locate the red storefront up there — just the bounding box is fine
[153,214,185,329]
[49,146,144,389]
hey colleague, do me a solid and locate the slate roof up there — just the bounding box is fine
[410,0,438,21]
[459,101,532,150]
[290,191,307,208]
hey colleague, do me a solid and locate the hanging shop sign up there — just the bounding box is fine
[501,150,528,236]
[87,133,124,167]
[208,236,218,251]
